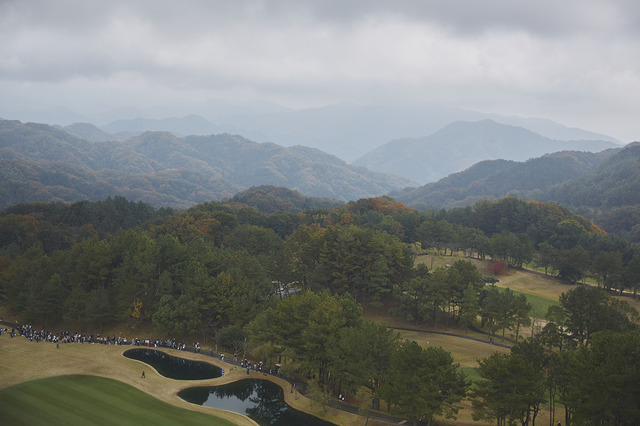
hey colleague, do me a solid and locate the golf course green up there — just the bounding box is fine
[0,374,236,426]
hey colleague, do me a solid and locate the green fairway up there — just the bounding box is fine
[493,286,559,318]
[0,375,235,426]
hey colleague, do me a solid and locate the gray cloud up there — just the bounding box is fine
[1,0,639,141]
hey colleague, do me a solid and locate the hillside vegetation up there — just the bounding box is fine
[394,142,640,242]
[545,142,640,237]
[392,149,613,209]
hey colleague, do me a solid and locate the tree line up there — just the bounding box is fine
[472,329,640,425]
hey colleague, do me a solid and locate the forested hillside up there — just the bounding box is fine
[393,142,640,242]
[0,119,414,208]
[544,142,640,240]
[392,149,614,210]
[1,194,639,424]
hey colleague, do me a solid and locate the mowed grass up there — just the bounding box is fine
[490,286,559,318]
[0,375,235,426]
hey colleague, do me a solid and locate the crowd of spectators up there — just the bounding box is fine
[0,320,317,420]
[1,321,288,379]
[0,322,190,351]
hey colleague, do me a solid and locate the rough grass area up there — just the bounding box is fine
[417,253,640,313]
[395,329,510,368]
[0,375,235,426]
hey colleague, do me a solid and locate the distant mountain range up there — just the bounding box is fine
[63,118,620,186]
[5,100,621,163]
[3,115,637,240]
[100,114,219,140]
[0,119,413,208]
[354,120,619,184]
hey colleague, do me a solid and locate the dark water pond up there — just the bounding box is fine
[123,348,222,380]
[178,379,334,426]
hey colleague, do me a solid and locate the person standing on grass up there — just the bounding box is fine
[141,370,145,379]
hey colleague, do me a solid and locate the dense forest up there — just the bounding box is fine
[1,192,639,425]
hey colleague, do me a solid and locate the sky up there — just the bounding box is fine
[1,0,639,142]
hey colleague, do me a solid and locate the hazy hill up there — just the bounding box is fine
[391,150,615,210]
[64,122,115,142]
[126,131,414,201]
[0,119,159,173]
[0,119,414,208]
[354,120,619,184]
[0,119,108,169]
[101,114,219,139]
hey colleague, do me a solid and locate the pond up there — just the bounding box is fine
[178,379,334,426]
[123,348,222,380]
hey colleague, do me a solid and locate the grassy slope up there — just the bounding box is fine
[0,375,235,426]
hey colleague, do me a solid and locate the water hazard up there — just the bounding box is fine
[178,379,334,426]
[123,348,222,380]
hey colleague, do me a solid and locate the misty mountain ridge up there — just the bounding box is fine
[63,122,116,142]
[102,114,219,139]
[0,119,414,209]
[62,114,620,186]
[5,100,620,163]
[354,119,619,184]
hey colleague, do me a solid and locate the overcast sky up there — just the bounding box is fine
[1,0,639,141]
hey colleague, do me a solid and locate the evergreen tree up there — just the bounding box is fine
[380,340,468,425]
